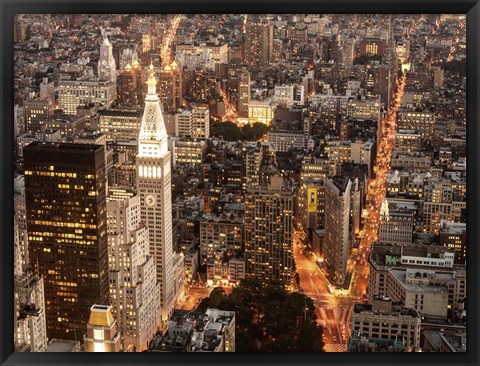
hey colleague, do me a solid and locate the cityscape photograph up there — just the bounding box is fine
[13,13,467,353]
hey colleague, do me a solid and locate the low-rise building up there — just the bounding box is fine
[267,130,305,152]
[148,308,235,352]
[350,296,422,350]
[98,108,143,142]
[378,199,415,246]
[368,245,466,321]
[172,138,206,165]
[45,339,81,352]
[439,221,466,265]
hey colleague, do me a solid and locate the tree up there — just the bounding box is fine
[241,123,269,141]
[444,58,466,77]
[353,54,382,65]
[195,279,324,352]
[211,121,242,141]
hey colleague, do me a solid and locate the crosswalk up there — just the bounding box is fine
[325,344,347,352]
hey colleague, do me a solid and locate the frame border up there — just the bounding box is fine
[1,1,478,366]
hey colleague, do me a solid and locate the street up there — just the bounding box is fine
[294,59,408,353]
[178,286,213,310]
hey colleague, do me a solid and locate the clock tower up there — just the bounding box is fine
[98,36,117,82]
[136,64,174,324]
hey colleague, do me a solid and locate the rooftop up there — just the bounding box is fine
[390,268,450,293]
[46,339,81,352]
[24,141,103,153]
[353,298,420,318]
[401,245,454,259]
[88,304,115,327]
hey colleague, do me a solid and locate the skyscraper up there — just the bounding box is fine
[117,64,138,105]
[158,62,183,113]
[14,178,48,352]
[131,59,145,105]
[98,36,117,82]
[238,68,251,118]
[324,176,352,285]
[245,20,273,70]
[136,64,175,323]
[244,175,295,284]
[24,142,109,340]
[106,195,161,351]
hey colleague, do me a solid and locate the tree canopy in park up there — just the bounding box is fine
[197,279,325,352]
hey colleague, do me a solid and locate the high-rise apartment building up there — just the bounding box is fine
[324,140,352,176]
[245,21,273,70]
[158,62,183,113]
[324,176,352,285]
[346,99,381,122]
[245,175,295,284]
[350,140,374,176]
[244,144,263,187]
[24,142,109,340]
[136,64,175,323]
[200,214,244,265]
[439,221,466,265]
[238,68,251,118]
[117,64,138,105]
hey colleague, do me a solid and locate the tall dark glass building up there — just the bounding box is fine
[24,142,109,341]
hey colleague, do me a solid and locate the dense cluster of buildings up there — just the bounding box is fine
[13,13,466,353]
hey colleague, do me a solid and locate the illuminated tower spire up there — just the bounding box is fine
[138,63,168,158]
[136,62,174,324]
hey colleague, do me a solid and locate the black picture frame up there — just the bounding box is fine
[1,1,479,365]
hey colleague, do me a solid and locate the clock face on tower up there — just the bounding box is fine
[102,60,107,66]
[146,195,155,206]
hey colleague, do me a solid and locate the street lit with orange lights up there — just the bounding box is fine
[447,18,465,62]
[219,87,241,124]
[160,15,181,67]
[291,17,429,351]
[293,72,407,352]
[12,11,469,354]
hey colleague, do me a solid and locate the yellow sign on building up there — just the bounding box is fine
[307,188,317,213]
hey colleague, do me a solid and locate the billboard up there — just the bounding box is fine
[307,188,317,213]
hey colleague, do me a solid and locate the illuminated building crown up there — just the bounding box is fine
[138,63,168,158]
